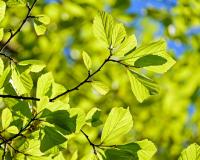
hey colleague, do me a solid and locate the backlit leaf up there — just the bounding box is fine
[101,107,133,145]
[1,108,12,129]
[82,51,92,70]
[91,81,109,95]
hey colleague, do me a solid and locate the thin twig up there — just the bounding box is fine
[0,0,38,61]
[81,130,98,155]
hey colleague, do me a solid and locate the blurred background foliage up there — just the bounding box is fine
[1,0,200,159]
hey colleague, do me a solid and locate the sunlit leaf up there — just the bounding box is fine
[86,107,102,127]
[93,11,114,47]
[82,51,92,70]
[37,15,50,25]
[105,139,157,160]
[101,107,133,145]
[178,143,200,160]
[6,125,19,134]
[0,1,6,22]
[91,81,109,95]
[6,0,26,7]
[123,40,176,73]
[0,28,3,41]
[36,72,54,98]
[127,70,159,102]
[0,57,4,75]
[1,108,12,129]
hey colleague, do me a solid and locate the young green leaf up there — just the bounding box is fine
[34,20,47,36]
[19,60,46,73]
[37,96,49,113]
[33,15,50,36]
[0,28,3,41]
[1,108,12,129]
[178,143,200,160]
[0,57,4,75]
[127,70,159,102]
[122,40,176,73]
[6,0,26,7]
[37,15,50,25]
[36,72,54,98]
[69,108,85,132]
[93,11,114,47]
[113,35,137,57]
[11,69,33,95]
[111,23,126,49]
[86,107,102,127]
[82,51,92,70]
[6,126,19,134]
[0,1,6,22]
[101,107,133,145]
[91,81,109,95]
[104,139,157,160]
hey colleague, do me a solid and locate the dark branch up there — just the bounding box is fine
[0,95,40,101]
[50,53,112,101]
[81,130,98,155]
[0,114,38,146]
[0,0,38,61]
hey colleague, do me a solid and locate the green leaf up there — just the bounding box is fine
[34,20,47,36]
[6,0,26,7]
[37,96,49,113]
[22,139,44,156]
[37,15,50,25]
[127,70,159,102]
[0,57,4,75]
[1,108,12,129]
[0,1,6,22]
[113,35,137,57]
[36,72,54,98]
[178,143,200,160]
[134,55,167,68]
[111,23,126,49]
[6,125,19,134]
[11,69,33,95]
[40,126,67,152]
[19,60,45,72]
[93,11,114,47]
[123,40,176,73]
[44,110,77,134]
[91,81,109,95]
[69,108,85,132]
[0,28,3,41]
[0,66,10,88]
[86,107,102,127]
[105,139,157,160]
[101,107,133,145]
[82,51,92,70]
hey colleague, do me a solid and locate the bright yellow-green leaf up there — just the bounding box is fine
[6,0,26,7]
[101,107,133,145]
[127,70,159,102]
[1,108,12,129]
[19,60,45,72]
[123,40,176,73]
[6,125,19,134]
[11,69,33,95]
[38,15,50,25]
[0,1,6,22]
[37,96,49,112]
[82,51,92,70]
[69,108,85,132]
[0,28,3,41]
[36,72,54,98]
[111,23,126,49]
[34,20,47,36]
[0,57,4,75]
[178,143,200,160]
[113,34,137,57]
[91,81,109,95]
[136,139,157,160]
[93,11,114,47]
